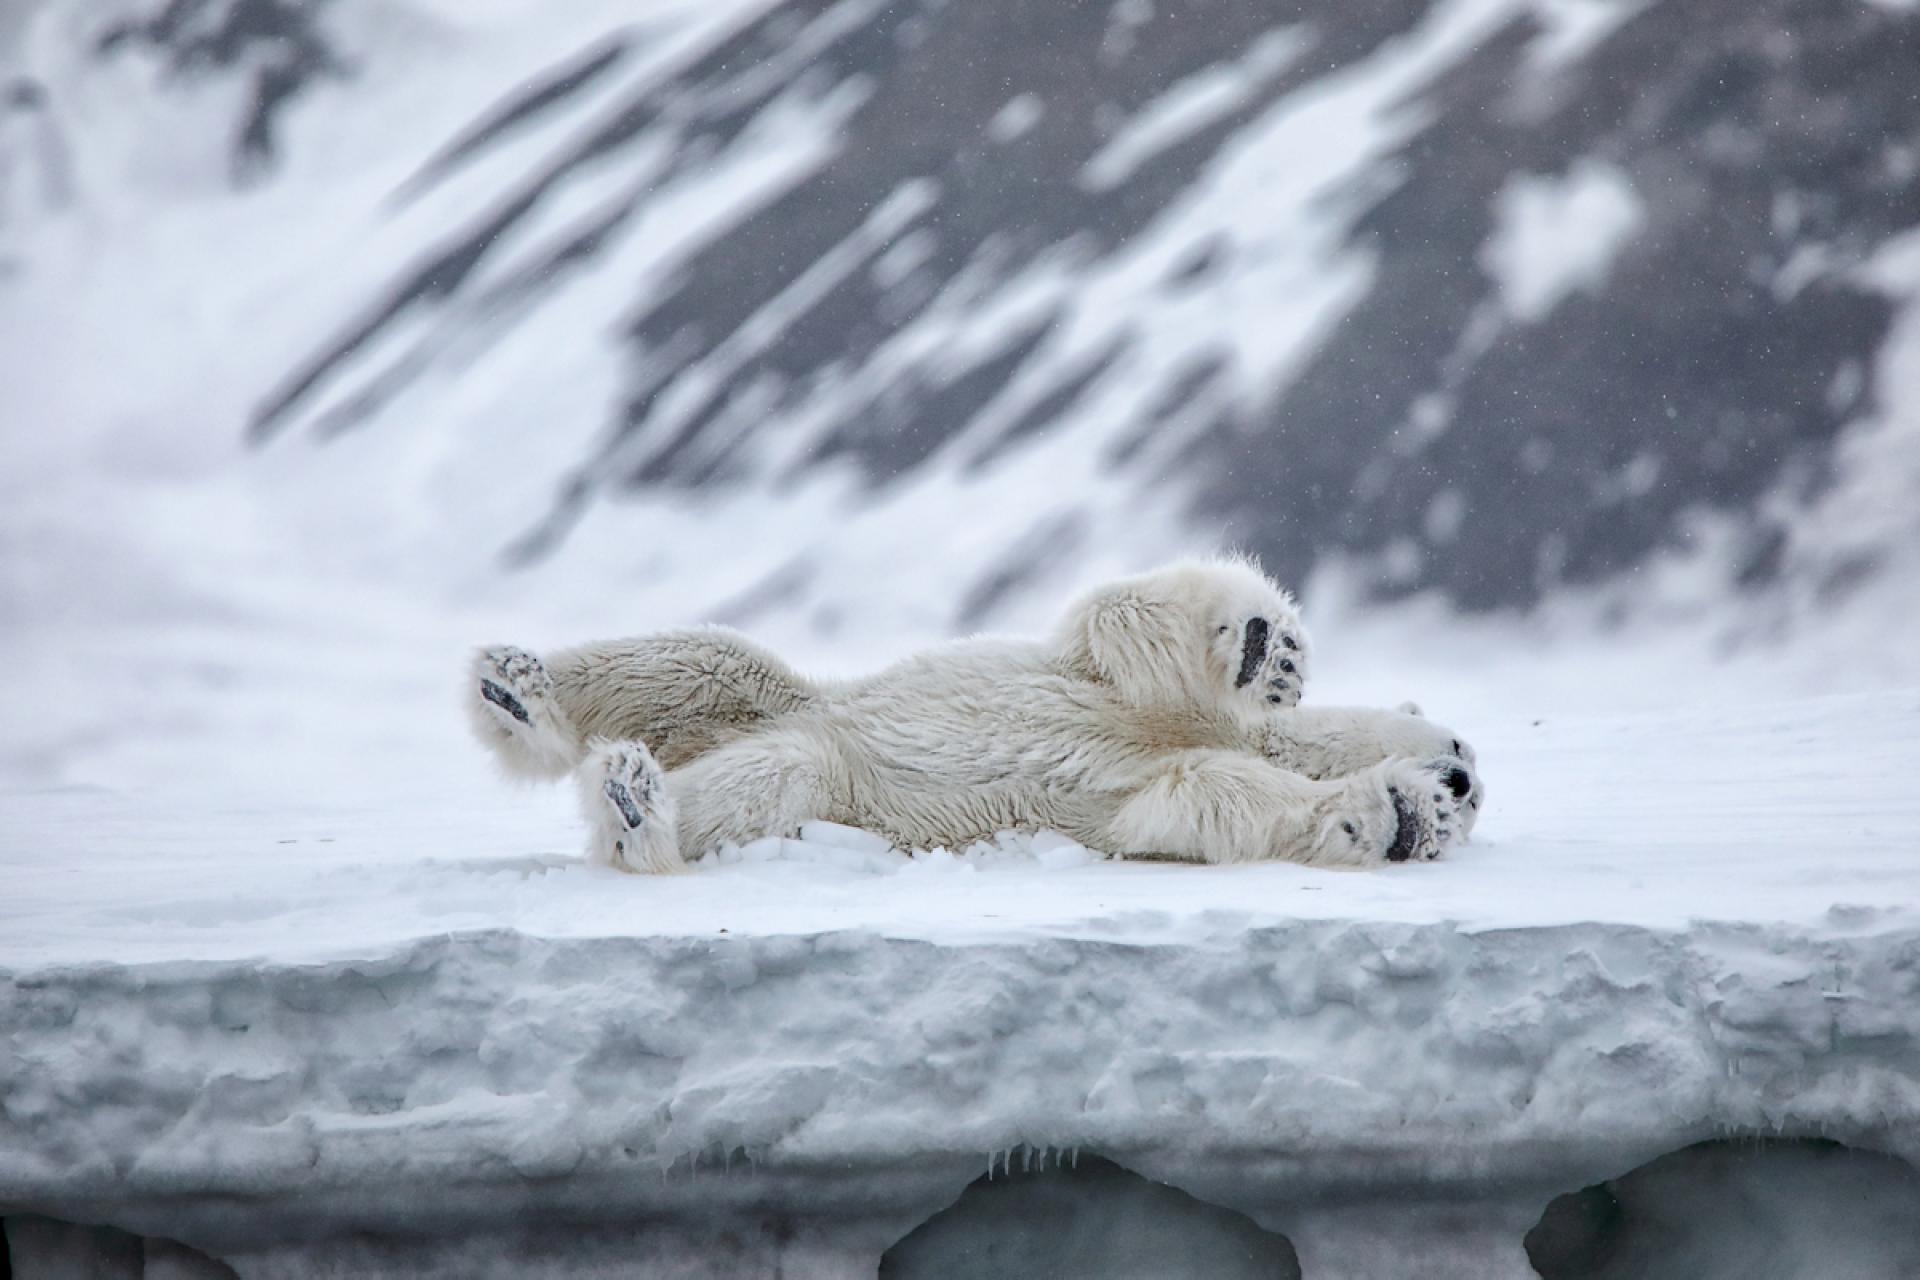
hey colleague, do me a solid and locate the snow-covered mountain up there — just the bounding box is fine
[6,0,1920,639]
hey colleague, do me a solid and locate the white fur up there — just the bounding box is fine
[465,632,759,784]
[468,559,1468,871]
[1259,703,1484,836]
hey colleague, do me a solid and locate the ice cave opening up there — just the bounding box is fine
[880,1150,1301,1279]
[1526,1139,1920,1280]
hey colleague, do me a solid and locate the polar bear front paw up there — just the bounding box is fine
[581,741,682,874]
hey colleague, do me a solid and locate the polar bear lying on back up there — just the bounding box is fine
[467,558,1480,872]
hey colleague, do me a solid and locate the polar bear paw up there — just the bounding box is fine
[1384,757,1471,863]
[468,645,580,780]
[1327,757,1470,867]
[581,740,683,874]
[477,645,548,726]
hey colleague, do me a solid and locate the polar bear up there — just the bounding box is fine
[468,559,1475,872]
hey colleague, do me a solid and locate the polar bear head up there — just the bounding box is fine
[1057,557,1310,723]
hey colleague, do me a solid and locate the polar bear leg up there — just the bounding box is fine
[581,739,684,872]
[467,646,584,781]
[545,628,818,770]
[665,727,845,858]
[581,727,844,871]
[1108,751,1469,868]
[1259,704,1484,837]
[468,627,818,783]
[1106,751,1323,866]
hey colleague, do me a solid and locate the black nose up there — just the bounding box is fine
[1443,767,1472,799]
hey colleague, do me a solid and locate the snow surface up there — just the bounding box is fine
[5,688,1920,967]
[5,684,1920,1277]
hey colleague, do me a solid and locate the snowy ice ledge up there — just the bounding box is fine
[7,921,1920,1277]
[5,692,1920,1277]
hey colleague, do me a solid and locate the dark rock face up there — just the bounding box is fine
[95,0,346,181]
[1214,0,1920,608]
[164,0,1919,609]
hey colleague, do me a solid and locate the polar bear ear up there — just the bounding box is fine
[1059,585,1197,711]
[1396,700,1425,717]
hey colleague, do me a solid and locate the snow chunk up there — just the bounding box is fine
[1081,29,1308,192]
[1480,158,1643,323]
[1027,829,1099,870]
[797,820,896,855]
[1525,0,1649,72]
[987,93,1045,144]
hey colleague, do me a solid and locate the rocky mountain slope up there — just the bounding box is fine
[6,0,1919,624]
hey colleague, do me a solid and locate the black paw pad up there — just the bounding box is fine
[480,678,531,725]
[603,778,648,830]
[1385,787,1419,863]
[1235,617,1270,689]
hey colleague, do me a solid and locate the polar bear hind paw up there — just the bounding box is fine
[582,741,682,873]
[480,675,531,725]
[1378,757,1470,864]
[603,776,649,829]
[468,645,579,780]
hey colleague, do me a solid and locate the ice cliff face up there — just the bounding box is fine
[6,919,1920,1277]
[6,0,1919,616]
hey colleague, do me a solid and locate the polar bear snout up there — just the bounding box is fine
[1443,766,1472,799]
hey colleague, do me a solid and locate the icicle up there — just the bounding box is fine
[1071,1145,1079,1169]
